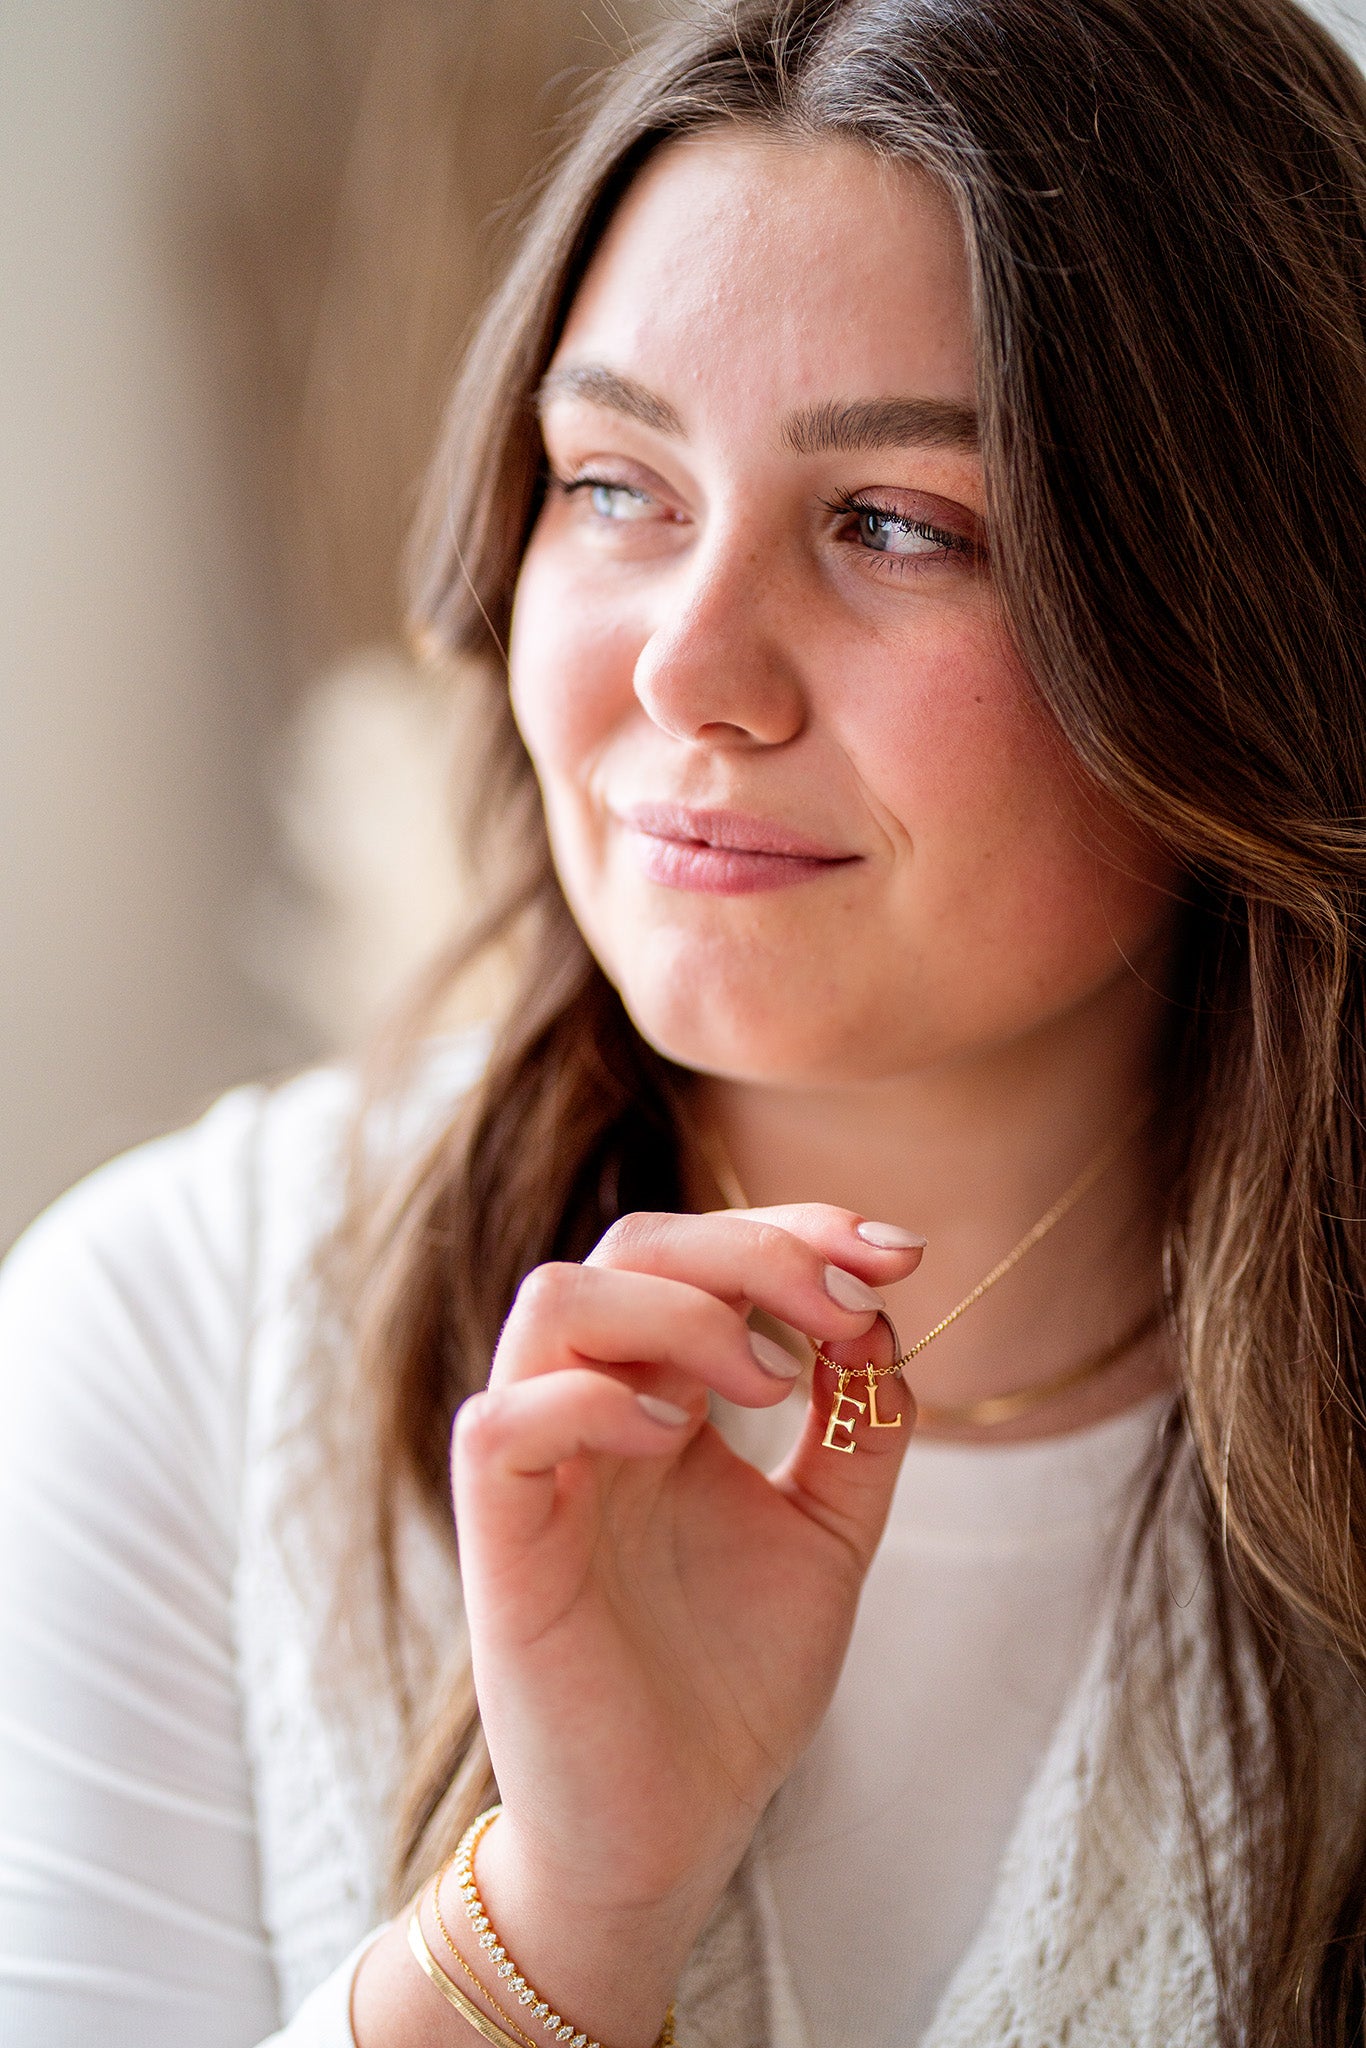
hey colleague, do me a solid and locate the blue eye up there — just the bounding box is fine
[820,488,976,569]
[855,506,963,558]
[566,477,656,521]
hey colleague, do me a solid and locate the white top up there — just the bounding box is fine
[0,1055,1175,2047]
[758,1401,1165,2046]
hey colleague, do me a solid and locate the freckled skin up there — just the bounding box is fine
[510,130,1179,1087]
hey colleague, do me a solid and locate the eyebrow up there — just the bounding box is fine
[536,365,684,435]
[536,363,979,455]
[782,396,978,455]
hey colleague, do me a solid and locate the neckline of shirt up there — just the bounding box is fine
[884,1389,1175,1547]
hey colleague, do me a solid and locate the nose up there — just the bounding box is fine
[631,537,807,748]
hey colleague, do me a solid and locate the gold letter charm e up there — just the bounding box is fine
[822,1373,866,1453]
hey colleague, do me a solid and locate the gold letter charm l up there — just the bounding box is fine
[865,1367,903,1431]
[822,1373,866,1453]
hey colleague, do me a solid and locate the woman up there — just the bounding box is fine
[3,0,1365,2042]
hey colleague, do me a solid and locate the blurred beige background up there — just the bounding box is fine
[0,0,1361,1250]
[0,0,661,1248]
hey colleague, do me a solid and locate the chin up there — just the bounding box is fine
[610,964,897,1089]
[603,946,790,1079]
[574,896,955,1083]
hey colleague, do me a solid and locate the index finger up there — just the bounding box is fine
[589,1203,925,1342]
[723,1203,927,1277]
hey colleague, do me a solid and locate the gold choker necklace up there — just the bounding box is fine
[690,1095,1161,1433]
[910,1301,1164,1429]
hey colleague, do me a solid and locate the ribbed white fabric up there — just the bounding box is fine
[0,1052,1222,2047]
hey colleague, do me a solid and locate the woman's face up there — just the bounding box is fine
[510,129,1179,1086]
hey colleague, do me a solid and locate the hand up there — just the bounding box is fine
[450,1205,923,2030]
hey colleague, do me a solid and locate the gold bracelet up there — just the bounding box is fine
[433,1868,542,2048]
[408,1906,528,2048]
[453,1806,677,2048]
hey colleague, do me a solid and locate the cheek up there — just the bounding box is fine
[508,541,643,776]
[844,616,1043,852]
[852,625,1175,979]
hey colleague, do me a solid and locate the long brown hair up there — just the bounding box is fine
[324,1,1366,2036]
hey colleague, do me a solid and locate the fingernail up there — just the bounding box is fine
[856,1222,928,1251]
[636,1393,692,1427]
[823,1264,885,1312]
[750,1331,803,1379]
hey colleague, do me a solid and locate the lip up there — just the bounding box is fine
[615,803,857,896]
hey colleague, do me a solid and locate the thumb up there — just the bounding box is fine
[770,1311,916,1569]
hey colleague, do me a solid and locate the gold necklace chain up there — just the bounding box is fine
[889,1094,1154,1370]
[689,1093,1160,1423]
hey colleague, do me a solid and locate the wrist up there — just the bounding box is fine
[452,1809,714,2048]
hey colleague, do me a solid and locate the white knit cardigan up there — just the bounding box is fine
[231,1056,1229,2048]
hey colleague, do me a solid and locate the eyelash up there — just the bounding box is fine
[820,489,977,571]
[552,472,977,571]
[557,474,657,515]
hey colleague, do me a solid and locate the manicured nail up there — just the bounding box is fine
[636,1393,692,1427]
[856,1222,928,1251]
[750,1331,803,1379]
[823,1264,885,1312]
